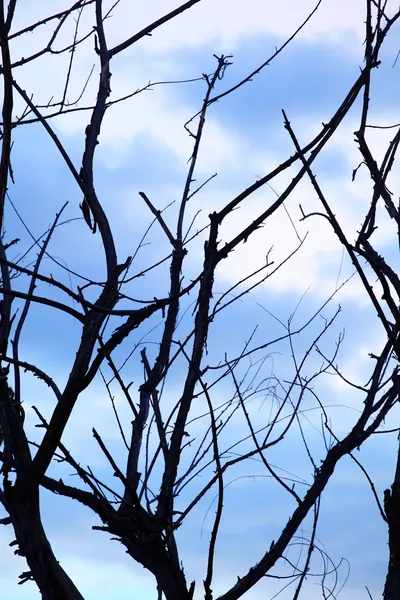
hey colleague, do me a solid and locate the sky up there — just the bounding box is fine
[2,1,400,599]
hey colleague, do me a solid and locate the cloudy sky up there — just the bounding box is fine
[2,1,400,599]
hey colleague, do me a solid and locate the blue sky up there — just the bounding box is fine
[2,1,400,599]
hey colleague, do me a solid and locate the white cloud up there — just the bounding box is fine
[105,0,367,52]
[207,109,400,305]
[8,0,373,172]
[10,0,371,56]
[93,87,242,173]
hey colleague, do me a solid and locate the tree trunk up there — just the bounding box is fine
[384,439,400,600]
[124,536,194,600]
[4,483,84,600]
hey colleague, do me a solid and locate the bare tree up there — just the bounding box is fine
[1,2,400,599]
